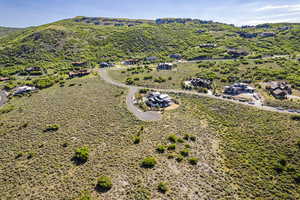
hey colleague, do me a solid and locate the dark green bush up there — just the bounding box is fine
[158,182,168,193]
[188,157,199,165]
[167,134,177,143]
[180,149,190,157]
[44,124,60,132]
[133,136,141,144]
[74,146,89,163]
[156,145,167,153]
[167,144,176,150]
[176,154,184,162]
[141,157,157,168]
[96,176,112,192]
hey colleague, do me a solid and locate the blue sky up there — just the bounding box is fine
[0,0,300,27]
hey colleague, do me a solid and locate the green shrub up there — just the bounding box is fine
[167,134,177,143]
[294,173,300,184]
[291,115,300,121]
[79,192,92,200]
[190,135,196,141]
[126,77,134,85]
[133,136,141,144]
[176,154,184,162]
[167,153,176,159]
[44,124,60,132]
[139,88,149,94]
[158,182,168,193]
[183,134,190,140]
[180,149,190,157]
[0,104,14,114]
[96,176,112,192]
[177,138,184,143]
[74,146,89,163]
[34,77,55,89]
[167,144,176,150]
[141,157,157,168]
[184,144,191,149]
[156,145,167,153]
[188,157,199,165]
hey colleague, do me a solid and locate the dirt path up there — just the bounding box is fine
[99,68,300,121]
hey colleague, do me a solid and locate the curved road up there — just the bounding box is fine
[99,69,161,121]
[99,68,300,121]
[0,91,8,107]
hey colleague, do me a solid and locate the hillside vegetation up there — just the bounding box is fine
[0,26,23,37]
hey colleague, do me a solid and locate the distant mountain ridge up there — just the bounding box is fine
[0,26,23,37]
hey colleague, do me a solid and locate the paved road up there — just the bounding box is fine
[0,91,8,107]
[99,68,300,120]
[99,69,161,121]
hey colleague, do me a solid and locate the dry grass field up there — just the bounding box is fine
[1,75,300,200]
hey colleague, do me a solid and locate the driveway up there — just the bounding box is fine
[0,91,8,107]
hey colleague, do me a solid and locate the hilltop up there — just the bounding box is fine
[0,26,23,37]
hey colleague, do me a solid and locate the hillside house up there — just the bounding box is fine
[25,66,41,72]
[146,56,158,62]
[196,30,206,34]
[169,54,182,60]
[191,78,212,89]
[224,83,255,95]
[123,59,139,65]
[237,32,257,38]
[72,62,87,67]
[68,69,91,78]
[228,49,249,58]
[157,63,173,71]
[14,86,36,95]
[100,62,113,68]
[260,32,276,37]
[199,43,217,48]
[266,82,292,99]
[146,92,173,108]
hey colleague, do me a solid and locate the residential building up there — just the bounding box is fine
[190,78,212,89]
[146,92,173,108]
[123,59,139,65]
[237,32,257,38]
[228,49,249,58]
[68,69,91,78]
[224,83,255,95]
[72,62,87,67]
[25,66,41,72]
[157,63,173,71]
[169,54,182,60]
[145,56,158,62]
[266,81,292,99]
[100,62,113,68]
[199,43,217,48]
[14,86,36,95]
[259,32,276,37]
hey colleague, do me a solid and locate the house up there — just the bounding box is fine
[146,92,173,108]
[278,26,291,31]
[157,63,173,71]
[0,77,10,82]
[25,66,41,72]
[190,78,212,89]
[114,23,124,27]
[72,62,86,67]
[100,62,113,68]
[237,32,257,38]
[227,49,249,58]
[14,86,36,95]
[199,43,217,48]
[68,69,91,78]
[266,81,292,99]
[169,54,182,60]
[196,30,206,34]
[224,83,255,95]
[259,32,276,37]
[145,56,158,62]
[123,59,139,65]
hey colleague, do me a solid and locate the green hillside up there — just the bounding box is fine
[0,26,23,37]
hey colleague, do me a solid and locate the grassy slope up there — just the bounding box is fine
[0,26,22,37]
[1,75,300,199]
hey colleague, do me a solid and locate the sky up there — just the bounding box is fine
[0,0,300,27]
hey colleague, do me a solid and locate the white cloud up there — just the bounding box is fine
[246,18,300,25]
[256,4,300,12]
